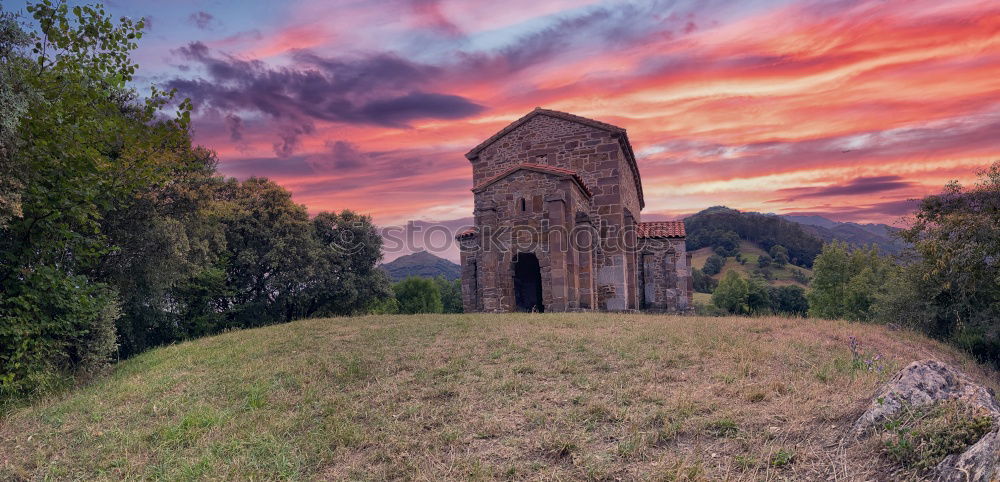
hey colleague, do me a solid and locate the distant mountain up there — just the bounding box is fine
[380,250,461,282]
[781,215,905,254]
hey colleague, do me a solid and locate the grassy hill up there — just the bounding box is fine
[693,241,813,289]
[2,314,995,480]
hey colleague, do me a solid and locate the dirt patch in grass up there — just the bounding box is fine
[1,313,996,480]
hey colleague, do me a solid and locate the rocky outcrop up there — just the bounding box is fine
[852,359,1000,482]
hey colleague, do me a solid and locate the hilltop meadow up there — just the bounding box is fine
[2,313,996,480]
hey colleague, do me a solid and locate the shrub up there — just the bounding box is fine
[703,254,725,276]
[433,276,463,313]
[1,267,119,401]
[879,400,993,474]
[757,253,771,268]
[691,268,718,294]
[768,285,809,316]
[394,277,443,314]
[712,271,748,314]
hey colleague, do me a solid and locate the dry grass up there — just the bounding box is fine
[1,313,996,481]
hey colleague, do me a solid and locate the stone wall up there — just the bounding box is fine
[636,238,692,311]
[469,114,644,311]
[461,110,690,313]
[464,169,588,312]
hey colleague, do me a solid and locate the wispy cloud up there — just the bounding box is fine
[114,0,1000,225]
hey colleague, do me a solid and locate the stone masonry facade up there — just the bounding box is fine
[457,108,692,313]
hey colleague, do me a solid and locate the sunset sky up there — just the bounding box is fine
[10,0,1000,227]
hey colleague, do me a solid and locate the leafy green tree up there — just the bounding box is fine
[96,148,225,357]
[0,1,189,396]
[875,163,1000,364]
[691,267,718,293]
[394,277,443,314]
[769,245,789,267]
[769,285,808,316]
[745,276,772,314]
[712,271,748,314]
[703,254,725,276]
[434,276,463,313]
[807,241,892,321]
[0,8,36,228]
[217,178,319,327]
[307,210,393,317]
[757,253,772,268]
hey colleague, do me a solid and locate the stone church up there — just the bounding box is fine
[456,108,692,313]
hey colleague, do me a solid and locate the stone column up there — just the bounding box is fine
[475,199,502,312]
[459,238,479,312]
[575,212,596,310]
[544,191,568,311]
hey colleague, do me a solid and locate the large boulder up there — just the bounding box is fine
[852,359,1000,481]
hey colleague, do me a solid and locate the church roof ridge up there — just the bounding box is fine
[465,107,644,209]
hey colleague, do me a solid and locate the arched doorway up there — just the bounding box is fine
[513,252,544,312]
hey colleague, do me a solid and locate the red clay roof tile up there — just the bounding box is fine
[637,221,686,238]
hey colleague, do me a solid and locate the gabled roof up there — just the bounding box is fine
[471,163,592,198]
[465,107,644,209]
[637,221,686,238]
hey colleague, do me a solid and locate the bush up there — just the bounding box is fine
[434,276,463,313]
[712,271,748,314]
[691,268,718,294]
[394,277,443,314]
[1,267,119,401]
[757,253,771,268]
[808,241,893,321]
[769,286,808,316]
[703,254,725,276]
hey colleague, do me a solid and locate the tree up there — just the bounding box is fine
[703,254,725,276]
[0,7,35,228]
[745,276,772,314]
[875,162,1000,365]
[691,267,718,294]
[769,285,808,316]
[769,245,789,267]
[434,276,463,313]
[757,253,772,268]
[807,241,892,321]
[394,277,443,314]
[0,1,185,397]
[217,178,320,328]
[712,271,748,314]
[307,210,393,317]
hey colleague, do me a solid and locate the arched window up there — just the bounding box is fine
[519,198,526,212]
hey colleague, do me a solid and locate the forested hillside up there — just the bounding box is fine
[684,207,824,267]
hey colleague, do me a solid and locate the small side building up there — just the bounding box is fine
[457,108,692,313]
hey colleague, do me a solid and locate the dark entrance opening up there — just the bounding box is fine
[513,252,544,312]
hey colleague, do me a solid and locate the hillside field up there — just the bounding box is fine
[691,241,813,289]
[1,314,996,480]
